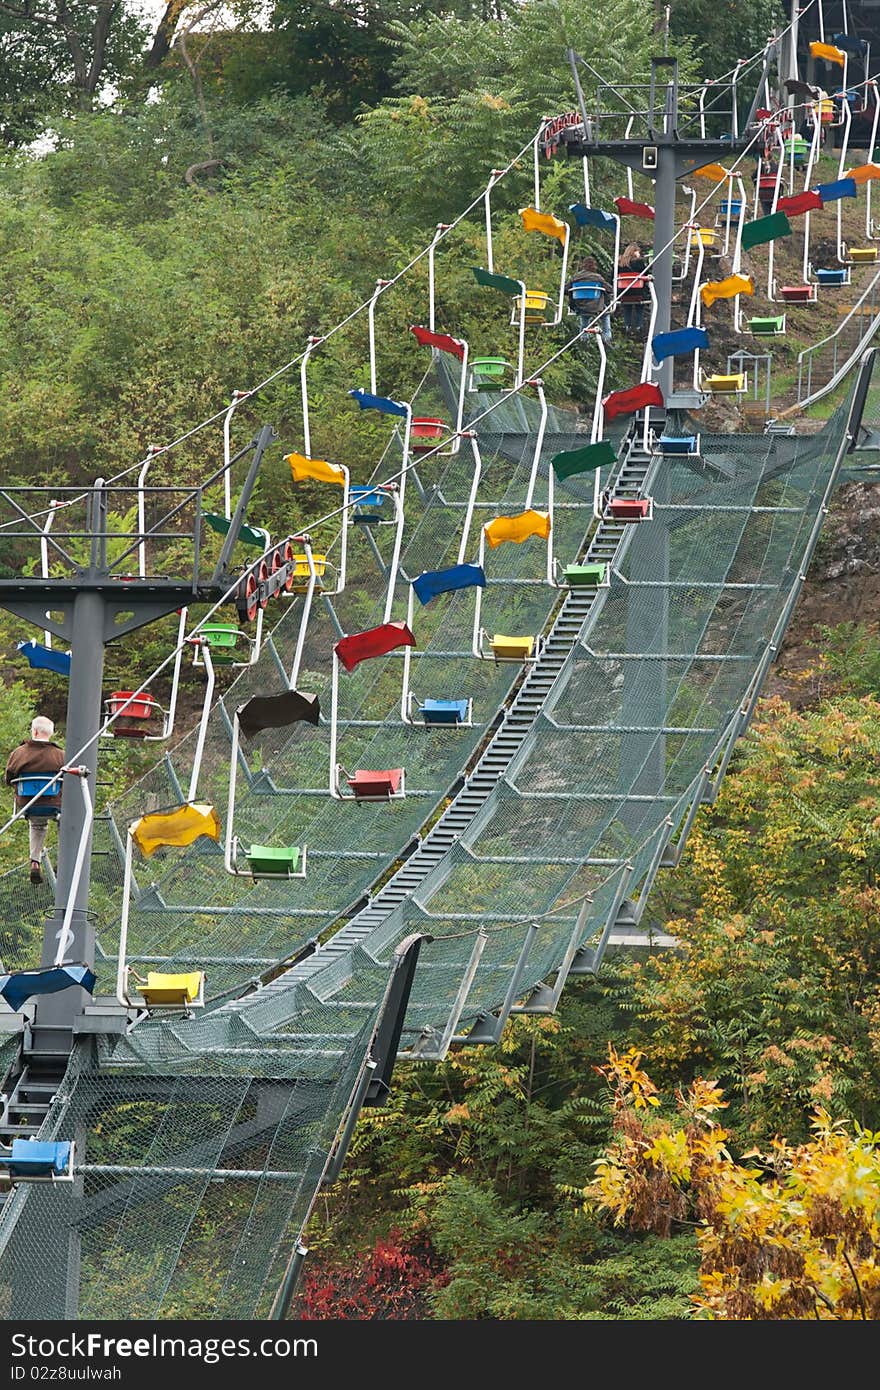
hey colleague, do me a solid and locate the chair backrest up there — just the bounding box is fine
[568,277,604,303]
[15,775,62,800]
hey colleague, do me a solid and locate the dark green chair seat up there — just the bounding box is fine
[202,512,267,549]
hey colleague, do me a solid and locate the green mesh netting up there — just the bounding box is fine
[0,344,866,1318]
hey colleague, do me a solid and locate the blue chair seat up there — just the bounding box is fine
[568,278,604,304]
[419,699,469,726]
[658,435,699,455]
[0,1140,72,1180]
[815,267,848,285]
[14,776,62,817]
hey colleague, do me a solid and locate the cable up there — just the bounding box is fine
[2,63,872,836]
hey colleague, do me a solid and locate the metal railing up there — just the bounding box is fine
[797,264,880,406]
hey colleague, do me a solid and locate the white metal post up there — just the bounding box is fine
[223,712,242,875]
[524,379,548,508]
[328,651,342,798]
[300,337,322,459]
[152,606,188,740]
[115,829,135,1006]
[137,445,162,578]
[457,434,483,566]
[53,770,93,967]
[427,224,449,332]
[40,501,59,645]
[222,391,248,519]
[400,583,417,723]
[288,539,317,690]
[368,280,390,395]
[187,639,215,803]
[484,170,503,273]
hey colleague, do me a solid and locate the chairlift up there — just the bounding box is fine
[0,1139,74,1185]
[401,563,483,727]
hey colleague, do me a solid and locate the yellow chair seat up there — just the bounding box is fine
[139,972,204,1007]
[491,634,535,660]
[290,553,327,590]
[519,290,552,324]
[704,372,746,393]
[690,227,720,250]
[849,247,880,264]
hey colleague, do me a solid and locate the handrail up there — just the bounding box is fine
[795,264,880,408]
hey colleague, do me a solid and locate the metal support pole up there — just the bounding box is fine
[36,590,106,1028]
[652,144,677,400]
[269,1241,309,1322]
[212,424,276,583]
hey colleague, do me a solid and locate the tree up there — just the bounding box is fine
[0,1,148,142]
[623,695,880,1143]
[580,1046,880,1319]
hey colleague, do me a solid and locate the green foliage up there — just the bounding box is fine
[809,620,880,698]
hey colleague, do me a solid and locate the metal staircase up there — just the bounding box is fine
[219,434,656,1020]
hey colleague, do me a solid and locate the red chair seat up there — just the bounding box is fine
[347,769,403,800]
[108,691,156,719]
[609,499,650,520]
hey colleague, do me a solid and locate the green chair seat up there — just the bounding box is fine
[471,358,513,389]
[201,623,244,665]
[245,844,302,876]
[564,563,607,587]
[749,315,786,335]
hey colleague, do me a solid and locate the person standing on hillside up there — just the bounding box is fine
[5,716,64,885]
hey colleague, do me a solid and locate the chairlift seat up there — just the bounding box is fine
[749,315,786,336]
[469,357,514,390]
[0,1140,73,1182]
[106,691,160,738]
[244,844,304,877]
[562,563,607,587]
[616,271,650,301]
[689,227,721,251]
[200,623,247,665]
[419,699,470,726]
[490,634,535,661]
[779,283,817,302]
[107,691,156,721]
[608,498,651,521]
[137,971,204,1008]
[783,135,809,162]
[346,769,404,801]
[702,372,747,394]
[516,290,552,325]
[411,418,448,451]
[658,434,700,454]
[568,277,605,305]
[290,553,326,592]
[815,267,850,285]
[717,199,743,220]
[350,485,387,508]
[848,246,880,264]
[351,485,389,524]
[14,776,62,817]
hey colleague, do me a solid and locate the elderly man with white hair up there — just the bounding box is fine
[5,715,65,884]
